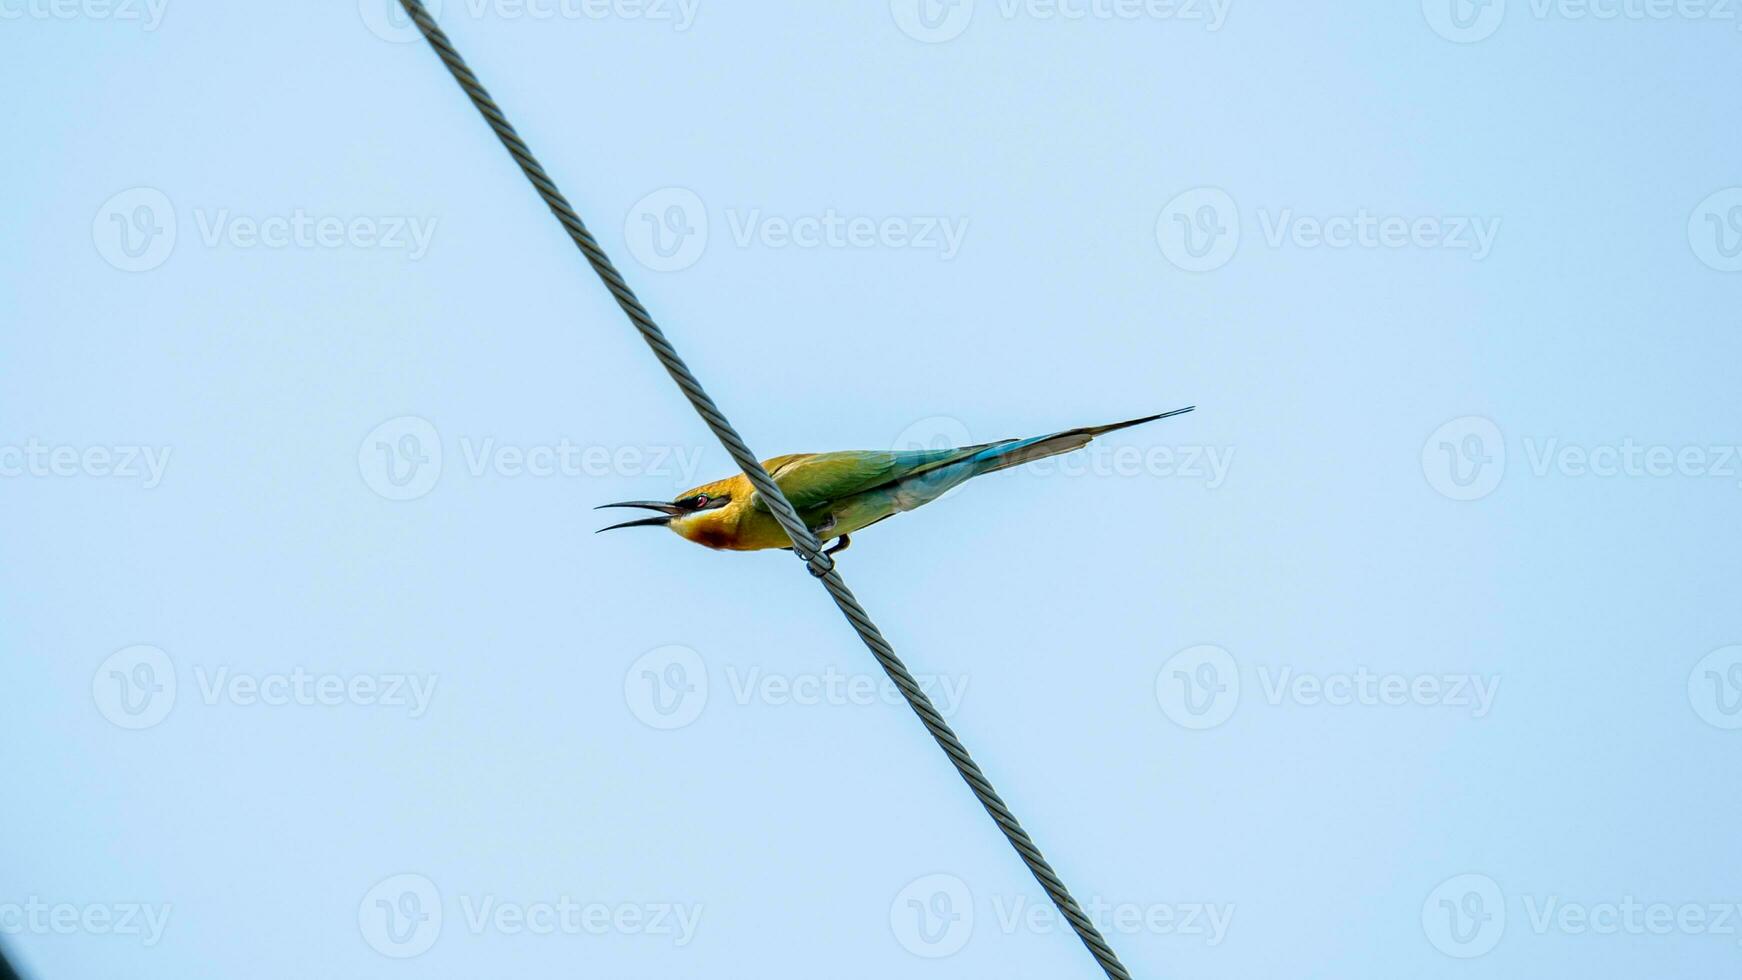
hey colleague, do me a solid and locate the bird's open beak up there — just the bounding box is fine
[594,500,682,533]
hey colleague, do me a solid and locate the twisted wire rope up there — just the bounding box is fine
[389,6,1134,975]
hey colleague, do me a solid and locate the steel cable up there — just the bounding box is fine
[389,6,1135,975]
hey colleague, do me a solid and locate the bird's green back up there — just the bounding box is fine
[758,445,1005,512]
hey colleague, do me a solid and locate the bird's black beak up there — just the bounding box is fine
[594,500,681,533]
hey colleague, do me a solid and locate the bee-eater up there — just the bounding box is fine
[597,407,1194,555]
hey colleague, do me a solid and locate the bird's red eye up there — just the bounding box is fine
[693,494,708,507]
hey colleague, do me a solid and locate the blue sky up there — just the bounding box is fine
[3,2,1741,978]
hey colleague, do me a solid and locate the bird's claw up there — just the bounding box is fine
[798,534,850,577]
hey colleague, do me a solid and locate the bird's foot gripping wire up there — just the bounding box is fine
[801,549,835,578]
[824,534,851,556]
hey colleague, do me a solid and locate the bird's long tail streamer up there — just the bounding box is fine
[387,6,1136,976]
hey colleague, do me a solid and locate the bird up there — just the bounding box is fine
[596,407,1194,555]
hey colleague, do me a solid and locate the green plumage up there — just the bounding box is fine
[601,408,1194,551]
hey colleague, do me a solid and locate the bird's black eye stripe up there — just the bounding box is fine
[679,493,727,511]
